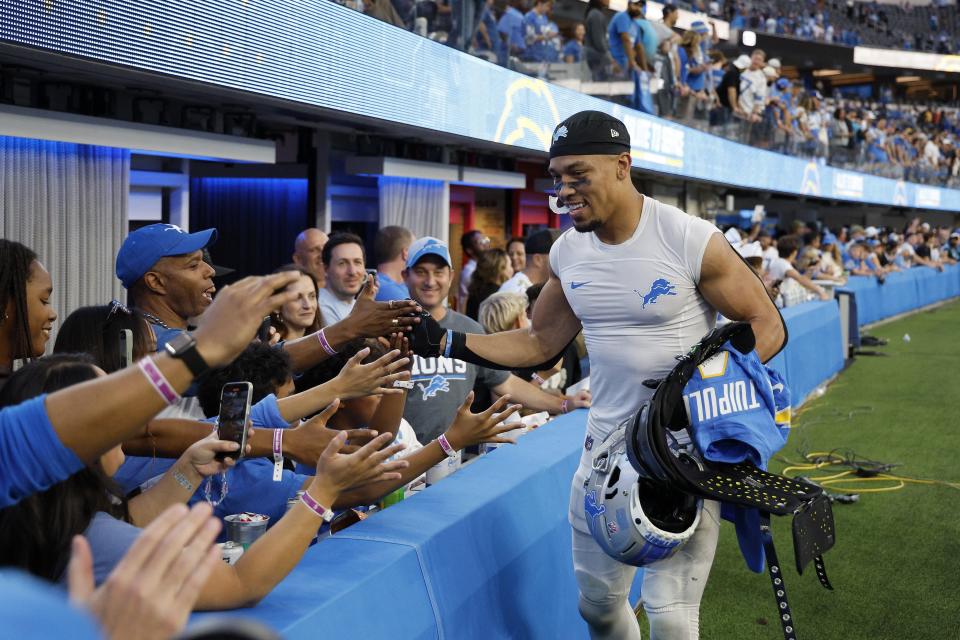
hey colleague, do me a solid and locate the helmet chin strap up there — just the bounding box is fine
[548,195,572,215]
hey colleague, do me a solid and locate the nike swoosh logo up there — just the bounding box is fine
[570,281,591,289]
[771,383,785,393]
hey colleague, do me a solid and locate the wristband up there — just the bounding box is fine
[560,399,570,414]
[393,379,415,390]
[437,433,458,458]
[300,490,335,522]
[317,328,338,357]
[532,373,547,386]
[272,429,284,482]
[137,358,181,405]
[443,329,453,358]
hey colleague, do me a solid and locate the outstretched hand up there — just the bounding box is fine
[444,392,523,451]
[345,284,422,339]
[331,346,411,398]
[68,503,221,640]
[408,309,446,358]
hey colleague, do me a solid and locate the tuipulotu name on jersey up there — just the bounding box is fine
[683,379,762,422]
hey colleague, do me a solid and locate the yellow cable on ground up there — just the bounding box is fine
[777,452,960,494]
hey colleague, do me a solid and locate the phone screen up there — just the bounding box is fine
[355,269,379,299]
[119,329,133,369]
[257,316,271,342]
[216,382,253,461]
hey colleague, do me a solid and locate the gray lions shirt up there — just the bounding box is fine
[403,310,510,443]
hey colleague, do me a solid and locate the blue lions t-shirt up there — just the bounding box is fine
[402,310,509,443]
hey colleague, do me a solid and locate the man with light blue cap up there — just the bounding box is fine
[116,223,218,349]
[401,236,590,443]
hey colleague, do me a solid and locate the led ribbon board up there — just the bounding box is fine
[2,1,957,210]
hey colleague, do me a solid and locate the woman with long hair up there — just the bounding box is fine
[53,301,155,373]
[0,240,58,388]
[0,354,404,608]
[271,265,323,340]
[465,248,513,321]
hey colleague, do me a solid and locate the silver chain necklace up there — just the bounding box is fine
[140,311,172,330]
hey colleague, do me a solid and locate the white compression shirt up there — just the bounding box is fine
[550,195,720,440]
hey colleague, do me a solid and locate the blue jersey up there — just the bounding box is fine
[522,11,556,62]
[497,6,526,54]
[607,11,639,68]
[682,343,792,573]
[682,346,790,469]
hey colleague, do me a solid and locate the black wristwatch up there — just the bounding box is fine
[164,332,209,377]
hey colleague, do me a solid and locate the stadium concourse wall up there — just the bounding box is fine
[193,266,960,639]
[3,2,960,212]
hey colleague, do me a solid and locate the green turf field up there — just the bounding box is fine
[638,300,960,640]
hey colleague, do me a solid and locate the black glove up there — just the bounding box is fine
[408,309,445,358]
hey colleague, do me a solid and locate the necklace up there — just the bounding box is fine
[140,311,172,330]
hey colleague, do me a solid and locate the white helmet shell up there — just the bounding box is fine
[584,423,702,567]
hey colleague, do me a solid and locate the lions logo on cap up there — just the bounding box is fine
[552,125,568,144]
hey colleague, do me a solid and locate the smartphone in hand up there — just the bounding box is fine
[215,381,253,462]
[257,316,271,342]
[119,329,133,369]
[355,268,379,299]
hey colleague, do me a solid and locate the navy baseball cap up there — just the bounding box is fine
[406,236,452,268]
[116,223,218,288]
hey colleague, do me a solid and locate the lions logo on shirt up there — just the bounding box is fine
[417,375,450,400]
[411,356,468,401]
[635,278,677,308]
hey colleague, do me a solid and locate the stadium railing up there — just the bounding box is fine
[837,264,960,326]
[192,265,960,639]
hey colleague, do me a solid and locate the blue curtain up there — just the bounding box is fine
[190,177,308,278]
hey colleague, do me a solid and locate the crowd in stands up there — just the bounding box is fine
[711,0,960,53]
[337,0,960,188]
[0,221,591,638]
[725,216,960,308]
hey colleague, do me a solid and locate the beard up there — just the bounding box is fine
[572,217,603,233]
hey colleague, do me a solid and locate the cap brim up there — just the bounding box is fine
[168,228,218,257]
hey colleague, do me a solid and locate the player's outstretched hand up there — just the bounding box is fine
[408,309,445,358]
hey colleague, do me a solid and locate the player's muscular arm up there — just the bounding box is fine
[464,272,581,367]
[697,233,786,362]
